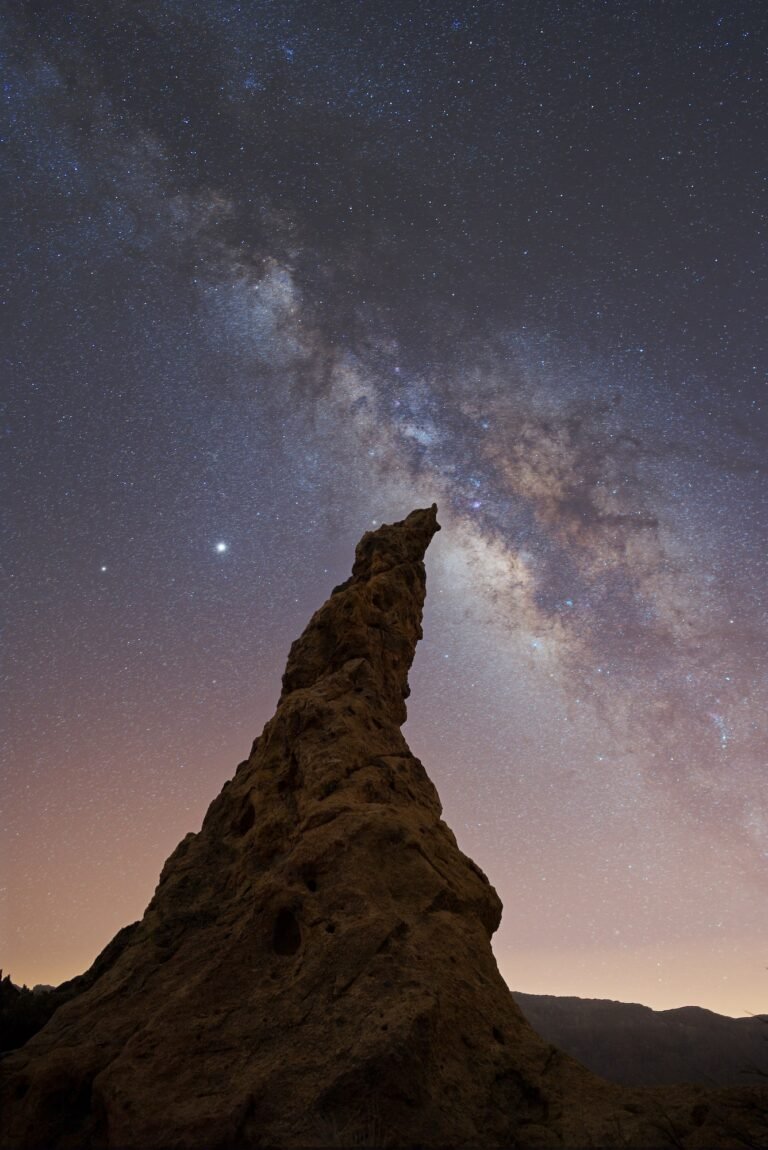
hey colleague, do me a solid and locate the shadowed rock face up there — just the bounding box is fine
[2,506,766,1148]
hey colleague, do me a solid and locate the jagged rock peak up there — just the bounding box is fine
[279,503,440,713]
[2,505,767,1150]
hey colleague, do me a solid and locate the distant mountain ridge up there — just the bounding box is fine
[513,991,768,1086]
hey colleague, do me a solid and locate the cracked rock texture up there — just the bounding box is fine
[2,506,766,1148]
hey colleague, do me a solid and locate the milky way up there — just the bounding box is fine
[3,2,766,1014]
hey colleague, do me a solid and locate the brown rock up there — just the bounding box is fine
[2,506,766,1148]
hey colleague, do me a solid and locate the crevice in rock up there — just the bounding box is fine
[272,908,301,956]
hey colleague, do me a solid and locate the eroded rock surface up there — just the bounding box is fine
[2,506,766,1148]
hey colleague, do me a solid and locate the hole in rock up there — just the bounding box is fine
[492,1026,506,1045]
[325,922,336,933]
[233,802,255,836]
[691,1104,710,1127]
[272,908,301,955]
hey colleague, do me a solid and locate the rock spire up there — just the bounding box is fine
[2,506,765,1148]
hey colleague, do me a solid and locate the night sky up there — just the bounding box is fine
[3,2,766,1017]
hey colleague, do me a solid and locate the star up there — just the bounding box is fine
[215,542,228,554]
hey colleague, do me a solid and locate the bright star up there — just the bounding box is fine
[215,542,228,554]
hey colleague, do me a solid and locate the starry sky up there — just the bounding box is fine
[3,1,766,1017]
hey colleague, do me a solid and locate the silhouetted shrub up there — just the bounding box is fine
[0,975,67,1051]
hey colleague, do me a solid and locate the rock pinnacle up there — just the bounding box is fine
[2,507,765,1148]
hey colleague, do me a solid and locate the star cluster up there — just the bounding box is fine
[3,1,766,1014]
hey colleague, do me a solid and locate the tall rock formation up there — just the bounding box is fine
[2,507,766,1148]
